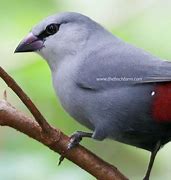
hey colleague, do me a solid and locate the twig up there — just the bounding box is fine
[0,66,128,180]
[0,66,51,133]
[0,100,128,180]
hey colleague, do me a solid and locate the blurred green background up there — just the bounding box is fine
[0,0,171,180]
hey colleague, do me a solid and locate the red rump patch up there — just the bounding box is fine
[152,83,171,122]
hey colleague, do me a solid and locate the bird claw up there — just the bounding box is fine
[58,132,83,166]
[67,131,83,150]
[58,155,65,166]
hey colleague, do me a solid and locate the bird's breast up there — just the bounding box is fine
[52,61,78,113]
[52,59,93,129]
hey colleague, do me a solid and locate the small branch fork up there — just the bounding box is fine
[0,66,128,180]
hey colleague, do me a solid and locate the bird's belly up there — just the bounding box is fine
[53,72,94,130]
[53,71,171,149]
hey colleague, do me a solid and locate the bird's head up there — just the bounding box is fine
[15,12,101,70]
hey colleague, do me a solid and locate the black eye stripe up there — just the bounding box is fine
[37,31,49,40]
[37,24,60,40]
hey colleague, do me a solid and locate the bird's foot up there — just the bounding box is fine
[67,131,84,149]
[58,131,92,165]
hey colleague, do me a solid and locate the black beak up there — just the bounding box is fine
[14,32,44,53]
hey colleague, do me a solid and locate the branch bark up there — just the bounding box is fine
[0,66,128,180]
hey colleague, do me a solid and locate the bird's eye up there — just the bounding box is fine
[45,24,59,35]
[37,23,60,40]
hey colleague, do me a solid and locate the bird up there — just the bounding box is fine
[15,12,171,180]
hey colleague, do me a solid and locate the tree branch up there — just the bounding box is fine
[0,66,51,133]
[0,66,128,180]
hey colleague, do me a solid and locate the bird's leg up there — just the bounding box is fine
[67,131,93,149]
[58,131,93,165]
[143,141,161,180]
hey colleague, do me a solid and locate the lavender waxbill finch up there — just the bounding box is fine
[15,12,171,180]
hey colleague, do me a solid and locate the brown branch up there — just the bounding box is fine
[0,66,128,180]
[0,66,51,133]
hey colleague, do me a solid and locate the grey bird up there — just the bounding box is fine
[15,12,171,180]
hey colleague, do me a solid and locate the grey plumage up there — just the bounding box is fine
[15,12,171,179]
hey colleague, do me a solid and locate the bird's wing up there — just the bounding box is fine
[76,42,171,91]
